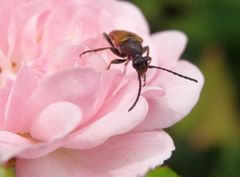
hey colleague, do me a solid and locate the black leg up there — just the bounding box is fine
[142,46,150,56]
[80,33,125,58]
[123,60,130,74]
[80,47,117,56]
[103,33,126,58]
[142,73,146,87]
[103,33,115,47]
[107,59,127,70]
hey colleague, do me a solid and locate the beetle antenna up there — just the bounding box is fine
[148,65,198,83]
[128,72,142,112]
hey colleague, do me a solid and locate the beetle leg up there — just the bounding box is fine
[103,32,126,58]
[109,47,126,58]
[142,73,146,87]
[80,47,116,56]
[103,33,115,47]
[146,56,152,64]
[107,59,127,70]
[80,45,124,58]
[123,59,130,74]
[142,46,150,56]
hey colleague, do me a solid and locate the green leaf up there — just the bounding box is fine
[0,166,15,177]
[145,166,180,177]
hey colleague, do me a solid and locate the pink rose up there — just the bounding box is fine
[0,0,204,177]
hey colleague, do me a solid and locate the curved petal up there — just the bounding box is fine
[0,131,32,163]
[138,60,204,130]
[18,140,62,160]
[20,12,42,60]
[0,0,22,53]
[47,42,108,72]
[151,30,187,67]
[23,67,100,131]
[0,80,12,129]
[47,43,85,72]
[111,1,149,35]
[30,102,82,142]
[16,131,174,177]
[64,97,148,149]
[41,0,111,53]
[6,0,51,62]
[4,66,37,133]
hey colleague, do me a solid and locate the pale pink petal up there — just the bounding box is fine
[30,102,82,142]
[16,131,174,177]
[20,12,42,60]
[137,60,204,130]
[6,0,50,62]
[23,68,99,129]
[0,131,32,163]
[41,1,101,53]
[111,1,149,35]
[4,66,37,133]
[64,97,148,149]
[0,0,21,53]
[47,43,107,72]
[18,140,62,159]
[0,80,12,129]
[24,68,122,131]
[0,49,7,72]
[30,56,48,78]
[41,1,79,54]
[142,86,165,98]
[151,31,187,67]
[47,43,83,72]
[90,69,124,113]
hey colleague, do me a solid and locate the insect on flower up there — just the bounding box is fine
[80,30,198,112]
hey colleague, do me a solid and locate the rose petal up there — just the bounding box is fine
[47,42,108,72]
[111,1,149,35]
[0,0,21,53]
[139,60,204,130]
[23,67,100,131]
[0,131,32,163]
[142,86,165,98]
[64,97,148,149]
[16,131,174,177]
[30,102,82,142]
[20,12,41,60]
[6,0,50,62]
[151,30,187,67]
[18,140,62,160]
[0,80,12,129]
[4,66,37,133]
[42,0,110,53]
[47,43,84,72]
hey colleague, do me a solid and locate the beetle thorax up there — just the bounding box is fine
[120,38,142,58]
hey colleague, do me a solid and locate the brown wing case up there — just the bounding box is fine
[109,30,143,47]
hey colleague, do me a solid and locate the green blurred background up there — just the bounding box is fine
[128,0,240,177]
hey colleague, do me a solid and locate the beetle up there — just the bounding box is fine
[80,30,198,112]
